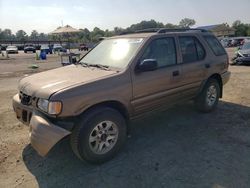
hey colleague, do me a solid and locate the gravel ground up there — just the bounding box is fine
[0,48,250,188]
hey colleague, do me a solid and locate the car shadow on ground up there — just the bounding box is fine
[22,101,250,188]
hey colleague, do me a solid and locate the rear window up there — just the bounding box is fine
[204,35,226,56]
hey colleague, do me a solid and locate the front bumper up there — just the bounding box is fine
[221,71,231,85]
[7,50,18,54]
[13,94,71,156]
[30,111,71,156]
[13,94,32,125]
[234,56,250,63]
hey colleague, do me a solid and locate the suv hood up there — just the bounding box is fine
[18,65,117,99]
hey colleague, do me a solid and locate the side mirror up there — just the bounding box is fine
[137,59,157,72]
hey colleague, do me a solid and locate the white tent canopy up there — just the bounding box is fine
[50,25,80,35]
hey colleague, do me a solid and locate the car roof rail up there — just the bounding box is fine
[118,28,210,35]
[135,28,162,33]
[134,28,209,34]
[157,28,209,33]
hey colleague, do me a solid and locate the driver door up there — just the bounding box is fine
[131,36,182,115]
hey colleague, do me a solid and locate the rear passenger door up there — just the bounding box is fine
[177,35,208,98]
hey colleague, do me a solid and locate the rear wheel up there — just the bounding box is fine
[194,79,220,113]
[70,107,127,164]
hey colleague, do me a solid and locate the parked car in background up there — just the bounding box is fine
[24,44,36,53]
[40,45,53,54]
[6,46,18,54]
[220,38,230,48]
[242,38,250,45]
[232,42,250,65]
[13,28,230,164]
[53,44,67,53]
[79,43,89,51]
[231,37,247,47]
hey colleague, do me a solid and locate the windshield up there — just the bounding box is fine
[80,38,144,69]
[242,42,250,50]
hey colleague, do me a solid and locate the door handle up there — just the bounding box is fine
[205,64,211,68]
[172,70,179,77]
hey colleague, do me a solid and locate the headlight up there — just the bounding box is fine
[37,99,49,112]
[37,99,62,115]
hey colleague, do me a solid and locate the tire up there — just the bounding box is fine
[194,78,220,113]
[70,107,127,164]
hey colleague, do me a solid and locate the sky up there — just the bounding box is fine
[0,0,250,35]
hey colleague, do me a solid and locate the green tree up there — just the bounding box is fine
[104,29,113,37]
[78,28,91,42]
[16,30,28,41]
[38,33,48,41]
[1,29,14,40]
[90,27,105,42]
[30,30,39,40]
[232,20,250,36]
[232,20,242,28]
[129,20,164,31]
[113,27,124,35]
[247,27,250,36]
[179,18,196,28]
[165,23,179,29]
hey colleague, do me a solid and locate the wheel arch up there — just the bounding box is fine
[198,74,223,98]
[209,74,223,98]
[78,100,130,122]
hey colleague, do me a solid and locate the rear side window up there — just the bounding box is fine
[141,37,177,68]
[179,36,206,63]
[204,35,226,56]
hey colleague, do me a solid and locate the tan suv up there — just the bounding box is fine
[13,28,230,163]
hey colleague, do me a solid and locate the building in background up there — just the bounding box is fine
[197,24,235,37]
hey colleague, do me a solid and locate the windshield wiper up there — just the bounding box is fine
[79,62,110,70]
[89,64,110,70]
[79,62,90,67]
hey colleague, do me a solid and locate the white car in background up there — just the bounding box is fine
[6,46,18,54]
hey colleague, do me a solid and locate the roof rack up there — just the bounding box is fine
[134,28,209,34]
[135,28,162,33]
[119,28,209,36]
[157,28,208,33]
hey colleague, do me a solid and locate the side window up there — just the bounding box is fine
[204,35,226,56]
[179,36,205,63]
[141,38,177,68]
[196,40,206,60]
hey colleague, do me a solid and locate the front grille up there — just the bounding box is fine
[19,92,32,106]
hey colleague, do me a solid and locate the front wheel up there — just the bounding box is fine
[70,107,127,164]
[194,79,220,113]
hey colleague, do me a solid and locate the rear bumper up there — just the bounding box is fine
[221,71,231,85]
[13,94,71,156]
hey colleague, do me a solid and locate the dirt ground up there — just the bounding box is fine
[0,49,250,188]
